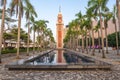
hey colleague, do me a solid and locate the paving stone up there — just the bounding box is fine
[0,50,120,80]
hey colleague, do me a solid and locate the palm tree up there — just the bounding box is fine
[50,36,55,48]
[69,19,80,50]
[45,28,52,49]
[10,0,33,58]
[49,31,55,48]
[68,22,74,50]
[76,11,85,52]
[112,5,119,55]
[103,12,112,53]
[0,0,7,63]
[83,19,92,54]
[84,8,96,55]
[31,20,37,54]
[31,20,49,52]
[36,20,49,51]
[79,19,86,53]
[88,0,109,58]
[24,2,37,56]
[94,20,101,53]
[65,27,72,49]
[116,0,120,44]
[0,8,16,51]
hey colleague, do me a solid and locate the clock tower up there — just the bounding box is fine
[56,8,64,48]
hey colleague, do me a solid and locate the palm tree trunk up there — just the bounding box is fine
[98,30,101,53]
[45,36,47,50]
[72,36,74,50]
[3,38,6,50]
[27,22,30,56]
[39,35,41,52]
[75,36,77,51]
[3,30,6,51]
[71,36,73,50]
[114,19,119,55]
[78,37,80,51]
[43,34,45,51]
[82,35,84,53]
[37,32,39,52]
[105,28,108,53]
[99,10,105,58]
[76,36,78,51]
[89,31,91,52]
[16,9,22,59]
[116,0,120,54]
[0,0,6,63]
[33,29,35,54]
[73,36,75,50]
[92,28,95,56]
[70,37,71,49]
[86,35,88,54]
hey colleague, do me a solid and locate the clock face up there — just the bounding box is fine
[58,19,62,23]
[58,17,62,23]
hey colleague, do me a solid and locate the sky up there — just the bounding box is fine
[4,0,116,41]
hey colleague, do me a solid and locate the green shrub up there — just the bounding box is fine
[1,49,17,54]
[1,47,43,54]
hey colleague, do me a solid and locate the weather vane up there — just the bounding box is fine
[59,5,61,12]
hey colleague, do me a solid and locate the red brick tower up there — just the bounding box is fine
[56,7,64,49]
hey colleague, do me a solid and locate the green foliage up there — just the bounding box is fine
[1,49,16,54]
[108,32,120,47]
[1,47,39,54]
[3,26,29,44]
[3,32,12,40]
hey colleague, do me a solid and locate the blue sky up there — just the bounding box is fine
[5,0,116,41]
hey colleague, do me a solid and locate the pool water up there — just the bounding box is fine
[26,50,95,65]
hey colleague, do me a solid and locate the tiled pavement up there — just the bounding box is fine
[0,49,120,80]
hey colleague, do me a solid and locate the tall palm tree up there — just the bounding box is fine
[65,27,73,49]
[88,0,109,58]
[24,2,37,56]
[37,20,49,50]
[83,19,92,54]
[85,8,96,55]
[103,12,112,53]
[94,20,101,53]
[68,22,74,50]
[0,8,16,51]
[49,31,55,48]
[79,19,86,53]
[45,28,52,49]
[31,20,37,54]
[76,11,85,52]
[116,0,120,44]
[0,0,7,63]
[112,5,119,55]
[69,19,80,50]
[10,0,33,58]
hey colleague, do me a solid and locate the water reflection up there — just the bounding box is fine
[57,50,65,63]
[26,50,94,65]
[28,52,56,65]
[63,53,94,64]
